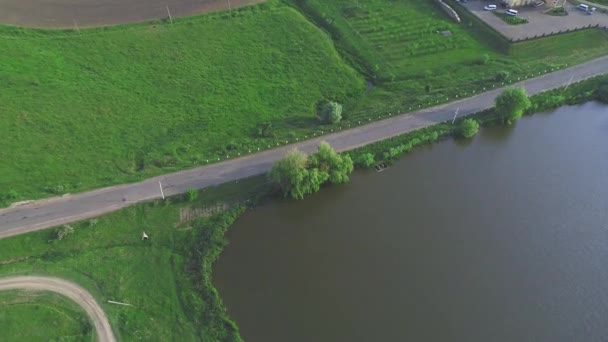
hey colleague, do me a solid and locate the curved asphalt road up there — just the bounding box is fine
[0,55,607,239]
[0,276,116,342]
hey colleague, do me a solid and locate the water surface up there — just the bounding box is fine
[215,102,608,342]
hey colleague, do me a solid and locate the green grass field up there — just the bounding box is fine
[1,0,608,205]
[0,1,363,205]
[0,290,93,341]
[0,176,270,341]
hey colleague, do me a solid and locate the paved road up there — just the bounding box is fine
[0,276,116,342]
[1,55,607,239]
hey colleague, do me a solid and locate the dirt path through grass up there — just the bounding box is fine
[0,0,264,27]
[0,276,115,342]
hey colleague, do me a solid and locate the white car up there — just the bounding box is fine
[577,4,589,11]
[484,4,497,10]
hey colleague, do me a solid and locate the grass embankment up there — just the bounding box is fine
[0,1,364,205]
[0,290,93,341]
[0,176,272,341]
[289,0,608,115]
[2,0,608,206]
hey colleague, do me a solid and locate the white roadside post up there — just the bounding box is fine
[166,6,173,25]
[564,75,574,91]
[159,181,165,200]
[452,107,460,124]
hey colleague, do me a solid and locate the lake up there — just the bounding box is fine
[214,102,608,342]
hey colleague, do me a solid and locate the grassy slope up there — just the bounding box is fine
[0,2,364,204]
[0,290,93,341]
[289,0,608,116]
[0,176,270,341]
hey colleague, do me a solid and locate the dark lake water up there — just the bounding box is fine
[214,102,608,342]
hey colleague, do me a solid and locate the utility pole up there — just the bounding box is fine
[452,107,460,124]
[166,6,173,25]
[159,181,165,200]
[73,19,80,34]
[564,75,574,91]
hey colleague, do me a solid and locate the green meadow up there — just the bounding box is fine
[0,2,364,205]
[0,290,93,341]
[0,177,270,341]
[0,0,607,204]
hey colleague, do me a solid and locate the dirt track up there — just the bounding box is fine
[0,276,116,342]
[0,0,264,28]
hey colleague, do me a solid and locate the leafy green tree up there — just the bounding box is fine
[459,118,480,138]
[269,149,328,200]
[356,153,376,167]
[495,87,532,124]
[310,142,354,184]
[318,101,343,124]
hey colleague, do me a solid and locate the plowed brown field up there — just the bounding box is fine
[0,0,264,28]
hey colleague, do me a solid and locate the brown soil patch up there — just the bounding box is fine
[0,0,265,28]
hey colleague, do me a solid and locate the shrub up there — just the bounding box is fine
[478,53,490,65]
[317,101,343,124]
[45,184,65,194]
[53,224,74,241]
[256,122,273,138]
[356,153,376,167]
[495,87,532,124]
[459,118,480,138]
[5,189,18,200]
[495,70,509,81]
[187,189,199,202]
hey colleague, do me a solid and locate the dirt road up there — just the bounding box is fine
[0,0,264,28]
[0,55,607,240]
[0,276,115,342]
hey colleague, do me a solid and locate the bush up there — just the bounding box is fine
[478,53,490,65]
[495,70,509,82]
[45,184,65,194]
[256,122,273,138]
[596,84,608,103]
[356,153,376,167]
[459,118,480,138]
[5,189,18,200]
[53,224,74,241]
[495,87,532,124]
[317,101,343,124]
[187,189,199,202]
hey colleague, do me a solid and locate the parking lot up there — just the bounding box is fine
[459,0,608,41]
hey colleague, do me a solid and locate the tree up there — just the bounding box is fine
[356,153,376,167]
[309,142,354,184]
[495,87,531,124]
[318,101,343,124]
[459,118,480,138]
[269,149,327,200]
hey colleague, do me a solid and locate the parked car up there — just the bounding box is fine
[587,7,596,15]
[505,9,519,16]
[577,4,589,11]
[533,1,545,7]
[484,4,497,10]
